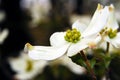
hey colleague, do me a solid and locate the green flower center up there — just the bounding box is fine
[100,27,117,39]
[108,28,117,39]
[26,60,33,72]
[64,28,81,43]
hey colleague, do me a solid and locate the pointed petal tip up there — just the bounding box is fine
[25,43,33,50]
[97,3,103,10]
[109,6,114,12]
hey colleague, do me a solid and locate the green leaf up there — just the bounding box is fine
[70,53,86,68]
[90,59,96,68]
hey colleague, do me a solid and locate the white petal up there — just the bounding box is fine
[9,50,48,80]
[67,35,100,56]
[88,35,102,48]
[105,32,120,48]
[81,4,102,37]
[28,44,70,60]
[67,39,88,56]
[34,60,48,72]
[50,32,68,47]
[72,20,87,33]
[82,6,110,37]
[60,56,86,74]
[15,69,39,80]
[94,35,102,44]
[8,56,27,73]
[106,4,119,29]
[15,73,32,80]
[0,28,9,44]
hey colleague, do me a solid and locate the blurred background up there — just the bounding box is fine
[0,0,120,80]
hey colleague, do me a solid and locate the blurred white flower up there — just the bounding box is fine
[99,4,120,49]
[0,11,5,22]
[8,51,48,80]
[9,51,86,80]
[50,55,86,75]
[25,4,110,60]
[0,28,9,44]
[21,0,51,27]
[101,75,110,80]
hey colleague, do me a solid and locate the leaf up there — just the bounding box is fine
[70,53,86,68]
[90,59,96,68]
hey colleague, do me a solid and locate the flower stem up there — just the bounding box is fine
[80,50,96,80]
[105,42,110,80]
[106,42,110,54]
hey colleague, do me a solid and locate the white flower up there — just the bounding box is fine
[9,51,85,79]
[82,4,110,37]
[25,4,110,60]
[50,55,86,75]
[99,4,120,48]
[0,28,9,44]
[0,11,5,22]
[21,0,51,27]
[8,51,47,80]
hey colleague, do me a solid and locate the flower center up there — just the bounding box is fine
[100,27,117,39]
[108,28,117,39]
[26,60,33,72]
[64,28,81,43]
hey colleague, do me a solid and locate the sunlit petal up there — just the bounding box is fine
[67,39,89,56]
[106,4,119,29]
[82,6,110,37]
[28,44,70,60]
[60,56,86,74]
[72,20,87,33]
[50,32,68,47]
[67,34,101,57]
[88,35,101,48]
[105,32,120,48]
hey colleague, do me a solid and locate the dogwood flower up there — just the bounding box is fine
[8,51,47,80]
[99,4,120,48]
[25,4,110,60]
[0,28,9,44]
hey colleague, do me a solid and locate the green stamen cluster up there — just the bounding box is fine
[26,60,33,72]
[100,27,117,39]
[108,28,117,39]
[100,27,107,35]
[64,28,81,43]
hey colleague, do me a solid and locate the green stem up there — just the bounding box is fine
[80,51,96,80]
[106,42,110,55]
[105,42,110,80]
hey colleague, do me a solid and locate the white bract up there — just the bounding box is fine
[8,51,47,80]
[50,55,86,74]
[0,28,9,44]
[99,4,120,48]
[25,4,110,60]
